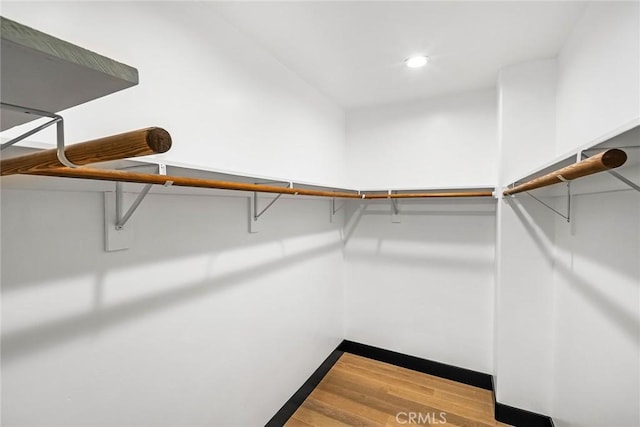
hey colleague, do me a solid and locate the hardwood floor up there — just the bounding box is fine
[285,353,510,427]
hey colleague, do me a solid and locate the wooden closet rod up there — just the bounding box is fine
[0,127,171,176]
[27,167,364,198]
[0,126,494,198]
[503,149,627,196]
[22,167,495,199]
[366,191,493,198]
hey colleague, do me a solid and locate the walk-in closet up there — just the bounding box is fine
[1,2,638,426]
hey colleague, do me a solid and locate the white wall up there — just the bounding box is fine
[556,1,640,154]
[343,199,496,373]
[550,2,640,425]
[494,196,556,413]
[2,3,639,427]
[1,5,349,424]
[498,59,557,185]
[551,187,639,427]
[346,89,498,189]
[495,2,640,422]
[494,58,558,413]
[0,2,346,187]
[1,184,344,426]
[496,183,640,427]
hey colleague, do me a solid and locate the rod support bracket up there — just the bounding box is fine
[114,164,166,230]
[249,182,292,233]
[389,190,401,223]
[105,164,166,251]
[330,197,345,223]
[0,102,78,168]
[524,181,571,223]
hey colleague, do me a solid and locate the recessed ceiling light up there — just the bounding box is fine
[405,55,429,68]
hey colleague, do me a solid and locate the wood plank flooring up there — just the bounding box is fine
[285,353,510,427]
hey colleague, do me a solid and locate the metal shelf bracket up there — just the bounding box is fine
[330,197,344,223]
[521,181,571,223]
[0,102,78,168]
[105,164,169,251]
[115,164,168,230]
[389,190,401,223]
[249,181,292,233]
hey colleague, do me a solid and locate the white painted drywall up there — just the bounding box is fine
[495,3,640,422]
[551,187,639,427]
[496,183,640,427]
[556,1,640,155]
[494,196,556,413]
[494,58,558,414]
[345,89,498,189]
[343,199,496,373]
[1,185,344,426]
[550,3,640,424]
[1,5,348,423]
[2,3,639,427]
[498,59,557,186]
[0,2,346,187]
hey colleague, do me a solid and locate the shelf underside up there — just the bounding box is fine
[1,16,138,131]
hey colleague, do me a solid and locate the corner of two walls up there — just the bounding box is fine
[494,58,558,413]
[551,2,640,426]
[341,89,499,374]
[345,88,499,189]
[495,2,640,425]
[2,2,638,426]
[342,4,640,423]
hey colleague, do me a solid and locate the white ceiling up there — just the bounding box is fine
[211,1,588,109]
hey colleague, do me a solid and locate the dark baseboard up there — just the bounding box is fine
[495,403,555,427]
[337,340,494,391]
[490,376,554,426]
[265,348,343,427]
[266,339,554,427]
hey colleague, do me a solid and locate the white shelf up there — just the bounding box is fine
[0,144,496,200]
[357,185,496,193]
[506,122,640,198]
